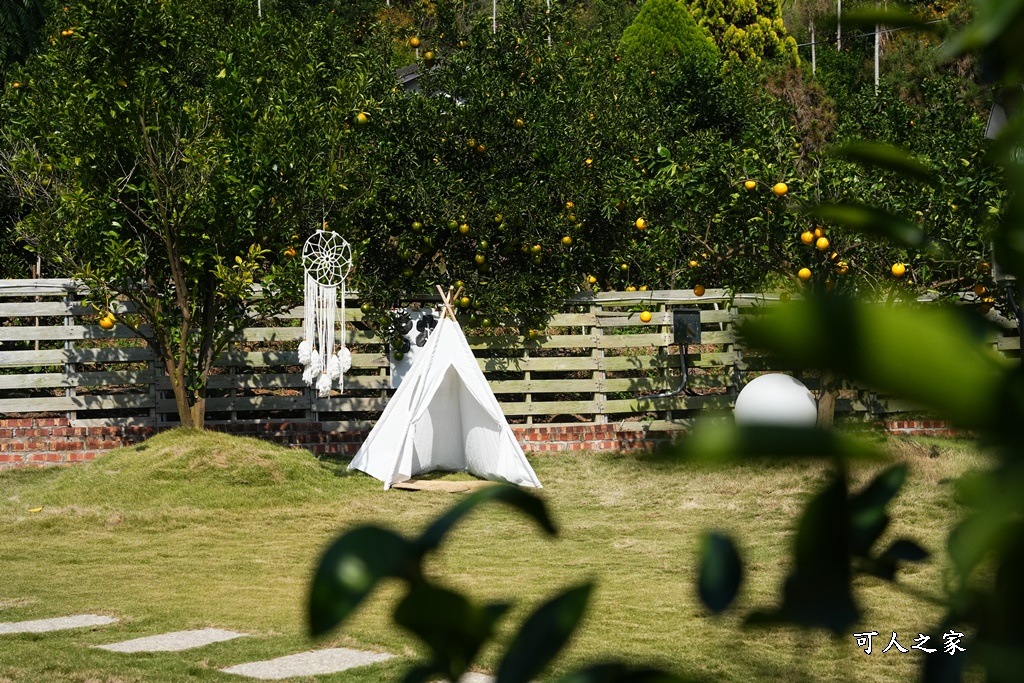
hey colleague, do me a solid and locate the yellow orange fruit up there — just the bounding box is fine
[635,217,647,230]
[744,180,756,190]
[354,112,368,126]
[587,275,597,284]
[815,237,830,251]
[99,315,114,330]
[798,267,812,281]
[800,231,814,245]
[410,36,421,48]
[973,284,986,296]
[892,262,906,277]
[626,285,637,292]
[640,311,653,323]
[780,292,791,302]
[814,227,825,239]
[561,235,573,246]
[284,246,296,258]
[773,182,788,197]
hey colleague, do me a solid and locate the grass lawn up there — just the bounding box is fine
[0,428,986,682]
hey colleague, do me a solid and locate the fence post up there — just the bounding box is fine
[591,304,606,424]
[63,288,76,425]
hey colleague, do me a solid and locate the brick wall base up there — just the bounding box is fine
[880,420,967,438]
[0,417,968,469]
[0,419,669,468]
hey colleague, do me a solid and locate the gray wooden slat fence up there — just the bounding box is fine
[1,279,1018,429]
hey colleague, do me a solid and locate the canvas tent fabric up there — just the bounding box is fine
[348,317,542,490]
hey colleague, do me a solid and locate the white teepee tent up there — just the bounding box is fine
[348,289,542,490]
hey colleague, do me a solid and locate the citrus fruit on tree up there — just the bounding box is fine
[561,235,572,246]
[892,263,907,277]
[814,227,825,238]
[635,217,647,230]
[360,302,373,314]
[689,259,699,268]
[530,244,542,254]
[409,36,420,48]
[412,221,423,232]
[459,223,470,235]
[513,118,525,129]
[744,180,756,190]
[354,112,368,126]
[835,261,850,275]
[423,51,435,62]
[626,285,636,292]
[640,311,653,323]
[283,246,296,258]
[565,201,575,210]
[974,284,986,296]
[99,314,115,330]
[800,231,814,245]
[798,267,812,281]
[587,275,597,284]
[459,296,471,308]
[773,182,788,197]
[447,220,459,231]
[620,263,629,272]
[816,237,830,251]
[474,253,486,265]
[693,285,706,297]
[780,292,791,302]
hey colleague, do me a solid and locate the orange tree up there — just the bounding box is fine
[338,0,999,342]
[0,0,387,427]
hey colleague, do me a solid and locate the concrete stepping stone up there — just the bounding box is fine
[221,647,395,680]
[97,628,247,653]
[460,674,495,683]
[0,614,118,634]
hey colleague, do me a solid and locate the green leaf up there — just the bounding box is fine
[940,0,1024,60]
[880,539,930,563]
[848,465,907,557]
[674,424,886,464]
[840,5,934,31]
[697,533,743,615]
[829,142,938,185]
[394,582,509,683]
[496,584,593,683]
[554,663,689,683]
[749,475,858,634]
[803,204,934,252]
[948,512,1010,582]
[738,296,1009,431]
[416,485,556,554]
[307,526,417,637]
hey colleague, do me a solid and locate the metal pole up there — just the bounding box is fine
[493,0,496,33]
[837,0,841,50]
[257,0,261,18]
[546,0,551,47]
[811,19,816,75]
[874,22,880,92]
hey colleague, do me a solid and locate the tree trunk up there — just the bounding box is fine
[817,369,837,428]
[167,356,194,428]
[191,396,206,430]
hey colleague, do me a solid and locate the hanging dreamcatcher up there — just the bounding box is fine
[298,228,353,398]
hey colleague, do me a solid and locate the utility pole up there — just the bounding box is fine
[493,0,496,33]
[811,18,816,75]
[874,21,880,91]
[837,0,841,50]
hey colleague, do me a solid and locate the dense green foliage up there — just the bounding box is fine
[686,0,798,65]
[0,0,1002,421]
[618,0,718,68]
[0,0,381,425]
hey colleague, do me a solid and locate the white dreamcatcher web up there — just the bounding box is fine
[298,228,353,397]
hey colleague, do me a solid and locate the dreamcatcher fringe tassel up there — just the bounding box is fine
[300,229,353,397]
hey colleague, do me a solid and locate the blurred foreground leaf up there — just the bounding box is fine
[308,526,417,636]
[396,582,509,683]
[697,533,743,615]
[804,204,935,252]
[841,5,934,31]
[497,584,593,683]
[739,296,1008,430]
[675,423,886,463]
[417,485,557,553]
[830,142,938,185]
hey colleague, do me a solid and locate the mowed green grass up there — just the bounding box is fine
[0,429,986,682]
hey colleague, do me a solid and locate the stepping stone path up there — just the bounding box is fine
[97,628,248,653]
[1,614,498,680]
[221,647,395,680]
[0,614,117,634]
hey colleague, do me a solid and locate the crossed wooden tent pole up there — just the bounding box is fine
[436,285,464,322]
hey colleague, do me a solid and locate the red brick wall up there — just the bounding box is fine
[881,420,966,438]
[0,418,667,468]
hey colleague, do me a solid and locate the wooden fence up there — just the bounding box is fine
[1,279,1019,431]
